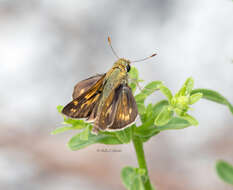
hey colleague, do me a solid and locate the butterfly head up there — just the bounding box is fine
[114,58,131,72]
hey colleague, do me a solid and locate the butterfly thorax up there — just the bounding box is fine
[98,59,129,109]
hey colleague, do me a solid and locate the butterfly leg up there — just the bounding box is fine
[128,76,159,93]
[91,126,100,135]
[128,77,143,91]
[135,80,143,91]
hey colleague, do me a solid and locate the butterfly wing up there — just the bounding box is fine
[62,74,106,119]
[72,74,104,99]
[96,84,138,131]
[108,84,138,130]
[95,85,121,130]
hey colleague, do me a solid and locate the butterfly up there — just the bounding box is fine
[62,37,156,134]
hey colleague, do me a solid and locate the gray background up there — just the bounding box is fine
[0,0,233,189]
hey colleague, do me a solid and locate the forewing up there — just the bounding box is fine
[86,100,99,122]
[62,74,106,119]
[72,74,105,99]
[107,84,138,130]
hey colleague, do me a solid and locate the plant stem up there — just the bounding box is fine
[132,135,153,190]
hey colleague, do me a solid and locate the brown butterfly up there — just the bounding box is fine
[62,37,156,134]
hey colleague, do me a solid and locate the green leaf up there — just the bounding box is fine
[128,66,139,81]
[135,81,162,104]
[189,92,203,104]
[64,119,87,129]
[115,126,133,144]
[134,81,162,117]
[226,104,233,114]
[135,100,168,139]
[177,77,194,96]
[216,160,233,185]
[155,117,191,131]
[177,86,186,97]
[121,166,145,190]
[135,94,148,103]
[131,177,144,190]
[140,81,162,96]
[121,166,136,189]
[154,106,173,126]
[129,83,137,94]
[152,100,169,118]
[191,89,227,104]
[80,126,90,141]
[68,132,122,150]
[140,132,160,143]
[51,126,78,135]
[128,66,139,94]
[140,103,153,123]
[180,113,198,126]
[52,119,88,135]
[191,89,233,114]
[159,84,173,102]
[136,100,168,130]
[184,77,194,95]
[137,102,146,116]
[57,105,64,113]
[134,125,160,139]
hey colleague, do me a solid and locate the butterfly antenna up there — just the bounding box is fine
[108,36,119,59]
[131,53,157,63]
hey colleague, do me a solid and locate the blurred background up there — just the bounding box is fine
[0,0,233,189]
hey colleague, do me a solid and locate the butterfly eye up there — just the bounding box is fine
[126,64,131,72]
